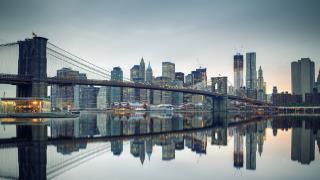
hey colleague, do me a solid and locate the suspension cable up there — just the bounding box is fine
[47,52,108,79]
[47,47,109,77]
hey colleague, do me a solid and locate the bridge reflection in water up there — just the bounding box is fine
[0,112,319,179]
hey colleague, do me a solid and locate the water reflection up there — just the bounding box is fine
[0,113,319,179]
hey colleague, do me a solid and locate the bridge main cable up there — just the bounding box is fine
[47,42,132,82]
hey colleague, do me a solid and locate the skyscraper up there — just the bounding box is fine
[51,68,86,111]
[175,72,185,83]
[246,52,257,90]
[257,66,266,101]
[192,68,207,85]
[111,67,123,103]
[185,73,193,86]
[246,52,257,99]
[291,58,315,101]
[139,58,145,81]
[315,69,320,92]
[162,61,175,80]
[234,53,243,90]
[130,65,140,81]
[97,86,111,109]
[79,86,99,108]
[146,62,153,83]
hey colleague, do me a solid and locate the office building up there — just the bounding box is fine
[315,69,320,91]
[234,53,244,90]
[257,66,266,101]
[51,68,86,111]
[97,86,111,109]
[291,58,315,101]
[192,68,207,85]
[111,67,123,103]
[172,80,183,105]
[185,73,193,86]
[146,62,153,83]
[272,92,302,106]
[246,52,257,90]
[139,58,145,81]
[153,76,172,104]
[162,62,175,80]
[175,72,185,83]
[79,86,99,109]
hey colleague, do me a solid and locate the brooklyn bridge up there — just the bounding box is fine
[0,36,272,111]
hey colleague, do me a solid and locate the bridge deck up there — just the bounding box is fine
[0,73,271,106]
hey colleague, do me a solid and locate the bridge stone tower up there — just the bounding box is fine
[211,77,228,112]
[16,37,48,98]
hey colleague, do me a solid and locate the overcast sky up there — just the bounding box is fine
[0,0,320,93]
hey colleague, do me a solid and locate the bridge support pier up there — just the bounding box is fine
[212,96,228,112]
[16,37,48,98]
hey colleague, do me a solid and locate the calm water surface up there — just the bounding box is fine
[0,112,319,180]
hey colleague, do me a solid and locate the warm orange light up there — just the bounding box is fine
[32,101,39,105]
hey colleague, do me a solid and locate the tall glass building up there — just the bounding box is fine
[246,52,257,90]
[234,53,243,90]
[111,67,123,103]
[162,62,175,81]
[291,58,315,101]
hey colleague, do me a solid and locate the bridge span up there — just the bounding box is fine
[0,36,273,111]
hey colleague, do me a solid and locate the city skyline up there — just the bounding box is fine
[1,0,320,93]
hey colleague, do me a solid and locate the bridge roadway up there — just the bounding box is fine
[0,73,271,106]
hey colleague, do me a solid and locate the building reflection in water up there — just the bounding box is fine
[0,113,320,179]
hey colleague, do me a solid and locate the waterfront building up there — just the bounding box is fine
[1,98,51,113]
[97,87,111,109]
[51,68,86,111]
[305,89,320,106]
[78,86,99,109]
[162,62,175,80]
[171,80,183,105]
[272,92,302,106]
[234,53,244,91]
[153,76,172,104]
[291,58,315,101]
